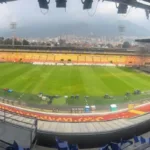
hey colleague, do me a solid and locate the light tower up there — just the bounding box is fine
[10,22,17,47]
[118,25,125,45]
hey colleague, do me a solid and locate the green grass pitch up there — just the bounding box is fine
[0,63,150,105]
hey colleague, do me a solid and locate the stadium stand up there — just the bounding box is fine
[0,51,150,66]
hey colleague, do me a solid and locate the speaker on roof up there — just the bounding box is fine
[38,0,49,9]
[56,0,67,8]
[82,0,93,9]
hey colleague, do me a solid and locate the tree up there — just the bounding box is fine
[116,44,122,48]
[4,38,12,45]
[23,39,29,45]
[15,39,22,45]
[59,39,66,46]
[122,41,131,48]
[54,43,58,47]
[0,37,4,44]
[106,43,113,48]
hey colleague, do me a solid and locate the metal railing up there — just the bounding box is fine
[0,140,12,150]
[0,108,38,149]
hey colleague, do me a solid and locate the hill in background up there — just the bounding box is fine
[1,15,150,38]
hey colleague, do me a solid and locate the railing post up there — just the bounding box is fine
[4,110,5,123]
[30,118,38,149]
[35,118,38,135]
[30,128,32,148]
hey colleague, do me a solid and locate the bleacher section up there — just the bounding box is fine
[0,51,150,66]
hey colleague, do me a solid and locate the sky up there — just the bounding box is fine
[0,0,150,30]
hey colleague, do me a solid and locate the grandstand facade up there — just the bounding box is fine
[0,47,150,66]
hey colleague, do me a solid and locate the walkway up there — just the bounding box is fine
[0,102,149,122]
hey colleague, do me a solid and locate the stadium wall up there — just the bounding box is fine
[37,116,150,148]
[139,66,150,73]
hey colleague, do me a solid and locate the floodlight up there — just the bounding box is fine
[38,0,49,9]
[145,9,150,19]
[82,0,93,9]
[56,0,67,8]
[117,3,128,14]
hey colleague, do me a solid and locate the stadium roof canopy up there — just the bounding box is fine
[0,0,16,3]
[135,39,150,43]
[1,0,150,18]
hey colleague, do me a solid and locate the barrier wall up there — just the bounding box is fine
[37,119,150,148]
[0,51,150,65]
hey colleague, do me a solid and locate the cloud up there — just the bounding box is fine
[97,2,117,14]
[96,2,146,19]
[0,4,14,28]
[0,0,149,30]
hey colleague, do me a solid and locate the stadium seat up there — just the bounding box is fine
[55,137,78,150]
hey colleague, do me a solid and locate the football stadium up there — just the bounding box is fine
[1,0,150,150]
[0,44,150,150]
